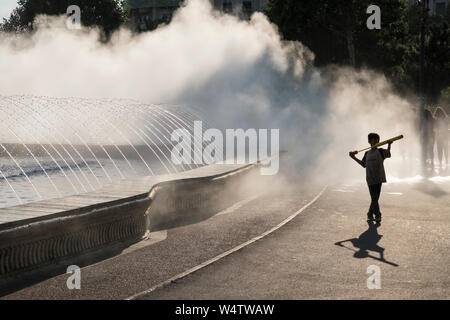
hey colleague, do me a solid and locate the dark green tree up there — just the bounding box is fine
[424,13,450,101]
[401,5,450,101]
[266,0,450,100]
[266,0,410,70]
[266,0,349,66]
[440,87,450,109]
[0,0,124,36]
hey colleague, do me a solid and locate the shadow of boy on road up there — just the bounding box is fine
[335,221,399,267]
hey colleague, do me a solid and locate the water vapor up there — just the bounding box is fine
[0,0,420,186]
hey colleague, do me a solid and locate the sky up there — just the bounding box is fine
[0,0,17,21]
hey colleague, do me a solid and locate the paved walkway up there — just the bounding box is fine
[3,178,450,299]
[139,179,450,299]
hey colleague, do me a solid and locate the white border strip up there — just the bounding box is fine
[216,193,262,216]
[125,185,328,300]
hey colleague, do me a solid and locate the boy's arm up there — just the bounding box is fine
[385,141,393,158]
[349,151,366,168]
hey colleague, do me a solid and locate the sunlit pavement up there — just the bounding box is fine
[3,177,450,300]
[138,177,450,300]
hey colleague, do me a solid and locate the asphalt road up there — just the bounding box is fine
[3,177,450,299]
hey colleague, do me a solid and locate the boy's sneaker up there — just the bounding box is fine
[367,213,375,222]
[375,213,382,223]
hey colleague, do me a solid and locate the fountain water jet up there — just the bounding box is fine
[0,95,209,208]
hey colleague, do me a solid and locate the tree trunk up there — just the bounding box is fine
[346,29,356,67]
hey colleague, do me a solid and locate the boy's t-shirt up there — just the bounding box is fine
[361,148,391,186]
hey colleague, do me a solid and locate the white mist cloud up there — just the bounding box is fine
[0,0,419,184]
[0,0,298,101]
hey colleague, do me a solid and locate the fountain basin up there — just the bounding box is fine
[0,163,261,278]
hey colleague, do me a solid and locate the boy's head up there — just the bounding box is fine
[368,133,380,147]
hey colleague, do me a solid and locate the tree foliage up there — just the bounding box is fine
[266,0,450,101]
[0,0,124,36]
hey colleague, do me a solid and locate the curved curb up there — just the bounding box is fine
[125,185,328,300]
[0,163,261,278]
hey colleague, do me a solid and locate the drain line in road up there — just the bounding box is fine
[126,185,328,300]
